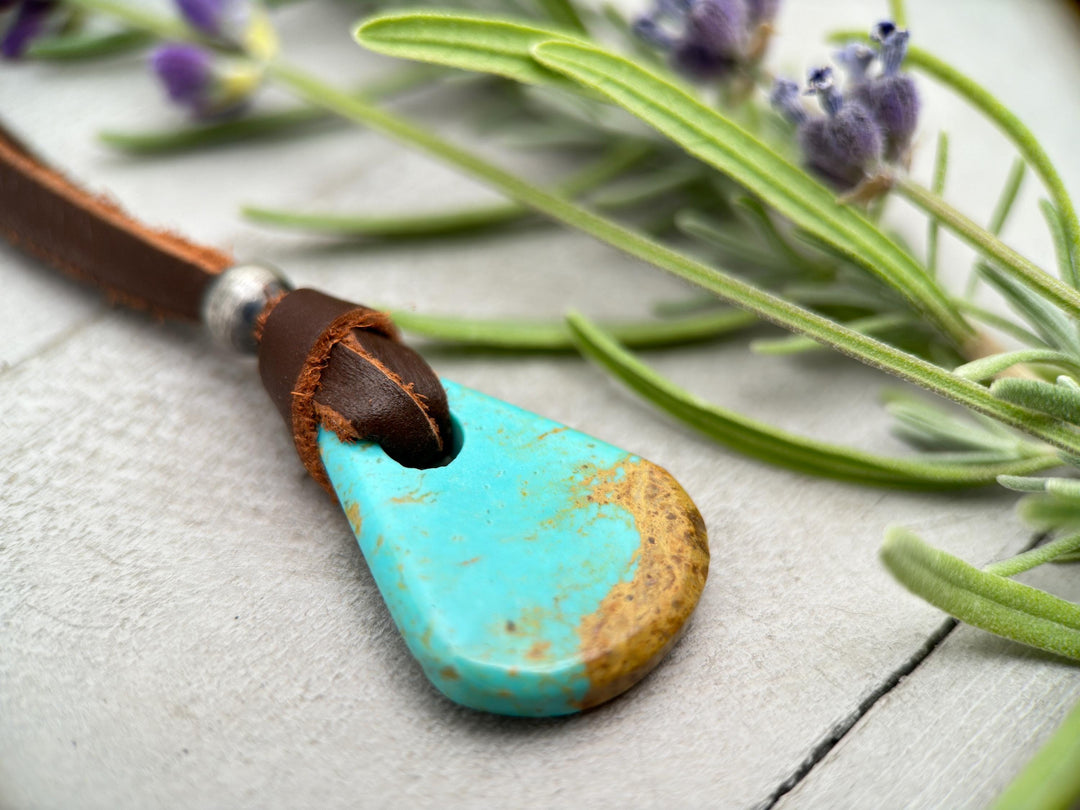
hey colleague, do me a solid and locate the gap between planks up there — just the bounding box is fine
[756,531,1049,810]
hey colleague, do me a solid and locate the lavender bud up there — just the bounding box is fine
[683,0,748,58]
[671,39,738,80]
[632,15,676,50]
[635,0,765,81]
[805,66,843,118]
[859,74,919,162]
[176,0,248,39]
[151,44,214,106]
[150,43,258,118]
[833,42,876,85]
[859,22,919,161]
[797,81,883,191]
[1,0,56,59]
[872,22,910,75]
[744,0,779,27]
[770,78,805,125]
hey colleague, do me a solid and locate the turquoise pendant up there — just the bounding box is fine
[318,380,709,716]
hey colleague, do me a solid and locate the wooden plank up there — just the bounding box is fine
[1,1,1078,808]
[777,564,1080,810]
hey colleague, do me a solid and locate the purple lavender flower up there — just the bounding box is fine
[769,78,805,125]
[633,0,773,82]
[176,0,249,40]
[150,43,256,118]
[833,42,876,86]
[771,67,883,190]
[744,0,779,27]
[1,0,57,59]
[854,22,920,162]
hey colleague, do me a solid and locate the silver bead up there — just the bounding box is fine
[201,263,293,353]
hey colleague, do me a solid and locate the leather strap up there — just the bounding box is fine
[258,289,452,491]
[0,120,451,482]
[0,123,232,320]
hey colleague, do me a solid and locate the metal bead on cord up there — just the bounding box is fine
[201,262,293,352]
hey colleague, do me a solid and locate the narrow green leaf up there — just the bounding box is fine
[881,527,1080,660]
[896,178,1080,324]
[675,210,789,271]
[734,196,830,278]
[978,265,1080,355]
[243,200,526,237]
[388,307,754,350]
[27,27,152,60]
[926,131,948,277]
[1040,202,1076,298]
[62,0,193,41]
[997,475,1051,493]
[100,66,444,155]
[991,378,1080,423]
[588,163,703,208]
[992,696,1080,810]
[751,313,912,356]
[989,159,1027,237]
[985,532,1080,578]
[565,312,1060,488]
[101,107,334,155]
[966,159,1026,298]
[1020,495,1080,531]
[243,139,651,237]
[954,350,1080,383]
[883,392,1030,454]
[531,40,971,344]
[952,299,1049,349]
[354,12,587,89]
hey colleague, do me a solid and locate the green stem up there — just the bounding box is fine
[887,0,908,28]
[566,312,1060,489]
[926,131,948,277]
[61,0,193,41]
[243,139,650,237]
[389,307,755,350]
[897,178,1080,324]
[985,532,1080,578]
[28,28,152,60]
[258,61,1080,458]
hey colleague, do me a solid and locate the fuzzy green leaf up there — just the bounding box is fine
[389,307,755,350]
[954,350,1080,383]
[354,12,586,89]
[991,378,1080,423]
[881,528,1080,661]
[565,312,1060,488]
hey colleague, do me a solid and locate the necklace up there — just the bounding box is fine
[0,119,709,717]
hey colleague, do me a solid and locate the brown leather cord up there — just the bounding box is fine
[258,289,452,491]
[0,122,232,320]
[0,120,452,482]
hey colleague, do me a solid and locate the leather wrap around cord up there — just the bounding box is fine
[0,122,451,486]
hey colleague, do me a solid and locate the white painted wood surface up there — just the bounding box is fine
[2,2,1078,808]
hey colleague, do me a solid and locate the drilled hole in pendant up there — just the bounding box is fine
[407,413,464,470]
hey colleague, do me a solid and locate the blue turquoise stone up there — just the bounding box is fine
[318,380,709,716]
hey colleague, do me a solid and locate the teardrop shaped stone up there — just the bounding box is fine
[318,380,709,716]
